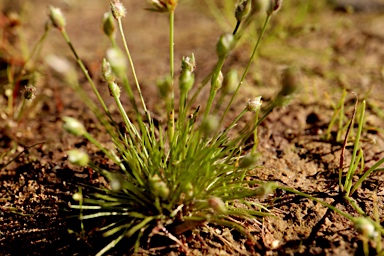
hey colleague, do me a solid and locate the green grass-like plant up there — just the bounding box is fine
[47,0,296,254]
[281,99,384,256]
[0,11,49,123]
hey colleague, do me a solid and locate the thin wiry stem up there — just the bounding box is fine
[61,30,109,114]
[219,14,271,128]
[116,18,153,130]
[168,11,175,143]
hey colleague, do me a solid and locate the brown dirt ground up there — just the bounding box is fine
[1,0,384,255]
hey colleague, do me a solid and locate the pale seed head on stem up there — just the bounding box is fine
[216,33,235,58]
[63,117,86,136]
[235,0,252,23]
[147,0,178,12]
[108,82,121,98]
[208,196,226,214]
[354,217,378,239]
[67,149,89,167]
[246,96,263,112]
[267,0,283,15]
[106,48,127,79]
[23,84,36,101]
[212,71,224,91]
[48,6,66,31]
[110,0,126,20]
[102,58,115,83]
[223,70,239,95]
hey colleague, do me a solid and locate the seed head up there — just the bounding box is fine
[179,70,194,93]
[110,173,125,192]
[108,82,121,98]
[267,0,283,15]
[246,96,263,112]
[235,0,252,22]
[106,48,127,79]
[110,0,126,20]
[48,6,66,31]
[208,197,226,214]
[7,12,21,28]
[102,58,115,83]
[63,116,86,136]
[216,33,235,58]
[147,0,178,12]
[255,182,276,198]
[23,85,36,101]
[201,115,219,136]
[149,174,170,200]
[179,54,196,92]
[223,70,239,95]
[239,153,259,168]
[212,71,224,91]
[67,149,89,166]
[72,192,83,201]
[354,217,377,239]
[181,53,196,73]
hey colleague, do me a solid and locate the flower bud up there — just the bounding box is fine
[23,85,36,101]
[110,173,125,192]
[67,149,89,166]
[212,71,223,91]
[354,217,377,239]
[7,12,21,28]
[102,12,116,39]
[149,174,170,200]
[223,70,238,95]
[185,182,194,199]
[254,182,276,197]
[102,58,115,83]
[208,197,226,214]
[181,54,196,73]
[239,153,259,168]
[267,0,283,15]
[110,0,126,19]
[235,0,252,22]
[63,117,86,136]
[48,6,66,31]
[72,192,83,201]
[179,70,195,93]
[216,34,235,58]
[108,82,121,98]
[246,96,262,112]
[201,115,219,136]
[106,48,127,79]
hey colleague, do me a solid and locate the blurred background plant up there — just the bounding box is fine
[0,2,50,167]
